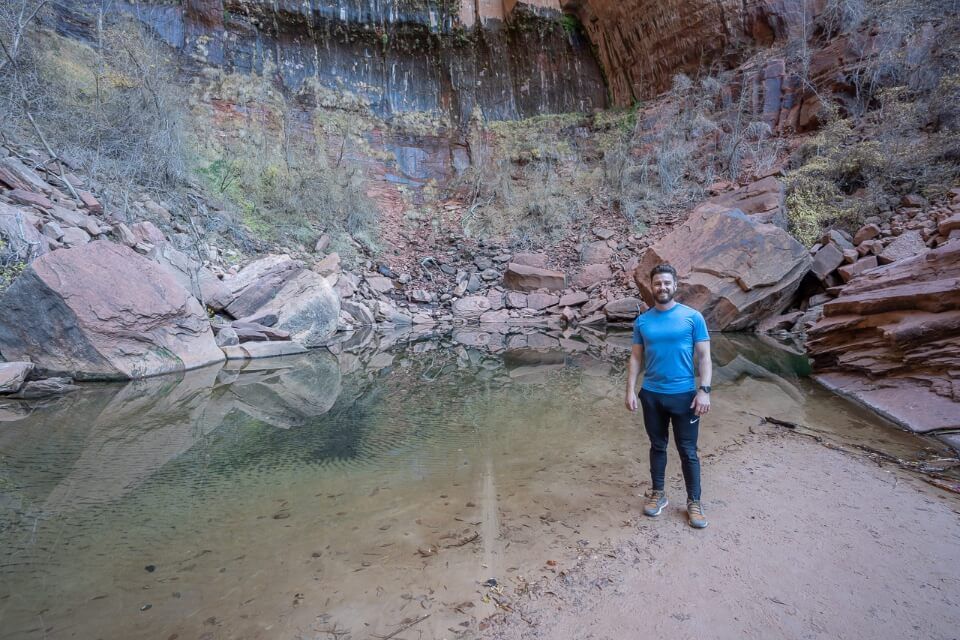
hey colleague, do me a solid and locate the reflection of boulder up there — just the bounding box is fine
[223,351,342,429]
[711,333,811,376]
[42,364,227,512]
[37,351,343,514]
[502,349,566,368]
[713,354,805,405]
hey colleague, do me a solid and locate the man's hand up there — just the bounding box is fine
[625,391,638,412]
[691,390,711,416]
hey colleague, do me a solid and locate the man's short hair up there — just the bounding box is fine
[649,263,678,282]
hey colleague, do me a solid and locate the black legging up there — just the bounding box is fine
[639,388,702,501]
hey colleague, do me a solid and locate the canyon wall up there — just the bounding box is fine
[55,0,607,123]
[562,0,818,105]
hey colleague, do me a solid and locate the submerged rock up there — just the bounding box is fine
[0,241,224,379]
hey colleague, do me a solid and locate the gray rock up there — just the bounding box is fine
[367,276,394,294]
[314,234,331,253]
[452,295,491,320]
[149,244,233,311]
[467,273,482,292]
[571,263,613,288]
[526,293,560,310]
[216,327,240,347]
[408,289,433,303]
[342,299,376,325]
[558,291,589,307]
[580,241,614,264]
[0,362,33,394]
[254,270,341,346]
[811,243,844,280]
[41,221,64,240]
[60,226,91,247]
[879,230,928,265]
[505,291,528,308]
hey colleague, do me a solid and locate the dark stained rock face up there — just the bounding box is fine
[75,0,607,123]
[635,208,811,331]
[0,241,224,380]
[806,240,960,434]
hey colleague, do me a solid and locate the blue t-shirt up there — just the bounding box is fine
[632,303,710,393]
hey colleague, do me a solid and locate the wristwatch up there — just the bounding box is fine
[699,385,711,393]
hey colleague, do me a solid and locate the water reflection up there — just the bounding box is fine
[0,327,955,640]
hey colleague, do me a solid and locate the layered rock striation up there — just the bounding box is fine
[806,240,960,433]
[561,0,814,105]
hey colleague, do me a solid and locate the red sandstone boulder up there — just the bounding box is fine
[692,177,786,228]
[806,240,960,433]
[635,208,811,330]
[0,241,224,379]
[502,263,566,292]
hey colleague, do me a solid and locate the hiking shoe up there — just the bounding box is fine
[687,500,708,529]
[642,490,668,517]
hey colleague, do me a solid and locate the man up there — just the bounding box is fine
[625,263,712,529]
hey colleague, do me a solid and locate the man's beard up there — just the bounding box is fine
[655,290,675,303]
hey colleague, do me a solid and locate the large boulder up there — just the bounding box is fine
[224,255,303,318]
[218,255,340,346]
[635,208,810,330]
[251,269,341,347]
[0,241,224,379]
[806,240,960,434]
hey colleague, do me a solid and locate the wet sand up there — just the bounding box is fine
[490,426,960,640]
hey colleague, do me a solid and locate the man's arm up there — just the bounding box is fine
[691,340,712,416]
[625,343,644,412]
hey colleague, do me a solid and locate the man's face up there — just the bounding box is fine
[651,273,677,304]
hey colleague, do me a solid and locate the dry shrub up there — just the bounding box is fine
[0,14,186,190]
[603,73,782,227]
[197,134,379,264]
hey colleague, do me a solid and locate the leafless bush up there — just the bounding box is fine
[0,11,186,191]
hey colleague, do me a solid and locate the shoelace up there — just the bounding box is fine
[688,502,703,516]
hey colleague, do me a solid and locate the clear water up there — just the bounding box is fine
[0,328,954,639]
